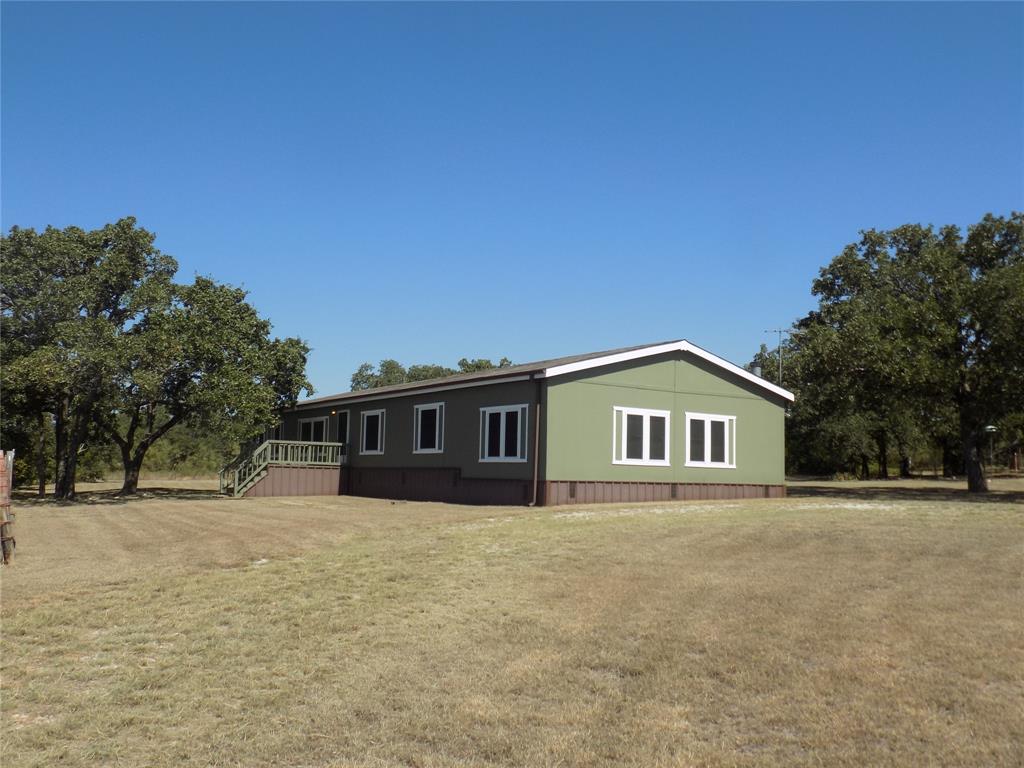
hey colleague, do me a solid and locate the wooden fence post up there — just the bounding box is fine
[1,449,15,565]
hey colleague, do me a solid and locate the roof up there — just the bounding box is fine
[294,339,795,409]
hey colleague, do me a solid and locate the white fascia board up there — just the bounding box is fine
[684,343,795,401]
[295,374,535,410]
[539,341,795,402]
[538,342,683,378]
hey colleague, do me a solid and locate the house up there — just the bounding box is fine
[220,340,794,504]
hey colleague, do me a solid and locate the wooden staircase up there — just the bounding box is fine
[219,440,347,497]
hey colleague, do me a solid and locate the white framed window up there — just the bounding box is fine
[360,409,386,455]
[265,424,282,441]
[612,407,670,466]
[298,416,328,443]
[685,412,736,468]
[413,402,445,454]
[479,404,528,463]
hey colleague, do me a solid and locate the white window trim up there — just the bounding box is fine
[685,411,737,469]
[360,409,386,455]
[612,406,671,467]
[298,416,329,443]
[479,404,529,463]
[413,402,445,454]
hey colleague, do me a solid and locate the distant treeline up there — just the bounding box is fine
[349,357,513,390]
[21,418,242,485]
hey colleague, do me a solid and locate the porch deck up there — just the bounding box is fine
[219,440,347,497]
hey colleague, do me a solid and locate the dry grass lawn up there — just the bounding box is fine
[2,479,1022,767]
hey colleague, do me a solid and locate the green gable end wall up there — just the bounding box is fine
[543,352,786,486]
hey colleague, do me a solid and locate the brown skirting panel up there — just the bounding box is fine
[244,466,343,497]
[243,468,783,506]
[347,467,532,506]
[543,480,785,506]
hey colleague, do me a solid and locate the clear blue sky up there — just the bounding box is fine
[3,2,1022,397]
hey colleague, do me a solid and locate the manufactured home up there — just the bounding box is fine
[220,340,794,505]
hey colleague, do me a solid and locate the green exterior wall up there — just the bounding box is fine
[281,379,542,480]
[543,352,786,485]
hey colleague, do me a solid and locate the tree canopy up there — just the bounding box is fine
[1,218,312,497]
[97,277,313,493]
[758,212,1023,491]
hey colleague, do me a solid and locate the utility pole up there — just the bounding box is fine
[763,328,799,384]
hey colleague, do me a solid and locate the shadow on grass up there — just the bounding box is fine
[11,487,226,506]
[787,481,1024,505]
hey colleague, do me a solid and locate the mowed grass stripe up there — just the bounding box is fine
[3,498,1022,767]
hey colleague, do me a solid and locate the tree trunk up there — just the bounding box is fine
[54,395,96,501]
[963,432,988,493]
[36,411,47,497]
[62,414,92,501]
[860,453,870,480]
[115,415,179,496]
[61,436,81,501]
[54,397,89,500]
[54,398,71,499]
[120,457,143,495]
[899,455,912,478]
[941,438,959,478]
[876,433,889,479]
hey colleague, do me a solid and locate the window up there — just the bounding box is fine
[479,404,528,462]
[335,411,349,445]
[298,416,328,442]
[413,402,445,454]
[360,409,386,455]
[612,407,670,466]
[265,424,282,441]
[685,412,736,468]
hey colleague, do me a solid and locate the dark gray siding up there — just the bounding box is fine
[280,378,543,482]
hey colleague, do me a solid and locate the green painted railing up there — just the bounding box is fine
[219,440,347,497]
[265,440,346,466]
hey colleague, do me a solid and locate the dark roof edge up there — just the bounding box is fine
[293,371,539,409]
